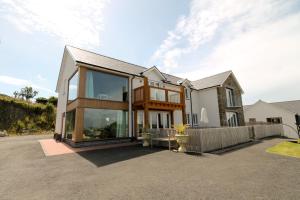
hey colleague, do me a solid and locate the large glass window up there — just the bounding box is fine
[168,91,180,103]
[85,70,128,102]
[68,71,79,101]
[150,88,166,101]
[83,108,128,140]
[65,110,76,139]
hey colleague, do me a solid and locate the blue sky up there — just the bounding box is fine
[0,0,300,105]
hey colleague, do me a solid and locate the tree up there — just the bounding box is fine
[48,96,58,106]
[13,86,38,101]
[13,91,19,98]
[36,97,48,104]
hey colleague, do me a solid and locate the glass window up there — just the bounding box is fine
[226,88,235,107]
[150,88,166,101]
[168,91,180,103]
[185,88,190,99]
[137,110,144,136]
[83,108,128,140]
[186,114,190,125]
[150,112,157,129]
[192,114,198,125]
[65,110,76,139]
[85,70,128,102]
[226,112,238,127]
[68,71,79,101]
[163,113,170,128]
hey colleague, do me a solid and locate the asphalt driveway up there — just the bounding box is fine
[0,135,299,200]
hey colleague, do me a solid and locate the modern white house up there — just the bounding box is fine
[55,46,245,146]
[244,100,300,139]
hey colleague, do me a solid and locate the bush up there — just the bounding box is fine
[0,94,56,134]
[36,97,48,104]
[48,96,58,106]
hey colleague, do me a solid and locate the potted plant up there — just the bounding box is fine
[174,124,189,152]
[142,127,151,147]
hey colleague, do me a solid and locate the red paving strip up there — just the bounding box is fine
[39,139,139,156]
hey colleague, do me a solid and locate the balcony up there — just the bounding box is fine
[133,86,183,110]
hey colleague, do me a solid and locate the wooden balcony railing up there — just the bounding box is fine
[133,86,182,104]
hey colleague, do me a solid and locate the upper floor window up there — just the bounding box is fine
[168,91,180,103]
[68,71,79,101]
[150,88,166,101]
[185,88,190,99]
[85,70,128,102]
[226,88,235,107]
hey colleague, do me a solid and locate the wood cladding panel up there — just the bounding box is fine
[134,86,144,102]
[67,98,128,111]
[78,98,128,110]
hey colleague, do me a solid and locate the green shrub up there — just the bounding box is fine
[0,94,56,134]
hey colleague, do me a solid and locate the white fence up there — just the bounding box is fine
[186,124,283,153]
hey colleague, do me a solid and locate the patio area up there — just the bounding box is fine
[0,135,299,200]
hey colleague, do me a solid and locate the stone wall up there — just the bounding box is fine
[217,74,245,126]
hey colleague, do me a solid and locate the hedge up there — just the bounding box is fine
[0,95,56,133]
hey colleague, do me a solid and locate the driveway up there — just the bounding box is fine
[0,135,299,200]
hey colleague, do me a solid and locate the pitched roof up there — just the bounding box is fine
[64,46,241,89]
[191,71,233,90]
[66,46,183,85]
[271,100,300,114]
[66,45,147,75]
[244,99,300,114]
[141,66,167,80]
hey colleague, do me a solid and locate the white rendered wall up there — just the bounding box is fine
[244,101,298,138]
[55,51,77,135]
[191,88,221,127]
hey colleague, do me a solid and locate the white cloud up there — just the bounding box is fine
[152,0,300,103]
[37,74,46,81]
[0,75,56,95]
[0,0,109,48]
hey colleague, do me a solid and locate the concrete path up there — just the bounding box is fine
[0,135,299,200]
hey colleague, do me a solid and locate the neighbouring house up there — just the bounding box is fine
[55,46,245,146]
[244,100,300,138]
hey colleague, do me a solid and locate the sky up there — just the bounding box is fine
[0,0,299,105]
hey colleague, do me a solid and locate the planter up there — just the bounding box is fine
[175,134,189,152]
[142,133,151,147]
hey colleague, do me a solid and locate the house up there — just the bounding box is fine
[184,71,245,128]
[244,100,300,138]
[55,46,245,146]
